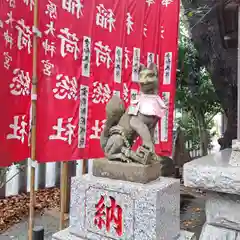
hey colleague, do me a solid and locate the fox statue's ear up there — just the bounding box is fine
[148,63,158,76]
[138,63,147,74]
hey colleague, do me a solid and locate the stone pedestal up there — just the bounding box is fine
[52,173,195,240]
[92,158,173,184]
[70,174,180,240]
[184,149,240,239]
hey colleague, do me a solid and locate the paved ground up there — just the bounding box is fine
[0,211,68,240]
[180,193,206,239]
[1,190,206,240]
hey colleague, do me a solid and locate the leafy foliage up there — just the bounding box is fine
[175,16,223,154]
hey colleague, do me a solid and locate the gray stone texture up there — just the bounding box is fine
[53,228,195,240]
[52,228,83,240]
[177,230,196,240]
[100,64,163,164]
[237,233,240,240]
[229,143,240,166]
[200,224,240,240]
[232,139,238,145]
[92,158,171,184]
[206,192,240,231]
[229,151,240,166]
[69,174,180,240]
[183,149,240,195]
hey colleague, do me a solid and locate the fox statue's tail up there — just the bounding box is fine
[100,95,126,150]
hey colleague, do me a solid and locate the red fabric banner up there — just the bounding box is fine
[36,0,86,161]
[0,1,33,166]
[36,0,180,162]
[0,0,180,165]
[159,0,180,155]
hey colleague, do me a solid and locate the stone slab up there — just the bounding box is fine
[237,232,240,240]
[233,139,238,145]
[229,146,240,166]
[178,230,196,240]
[53,228,195,240]
[92,158,171,184]
[69,174,180,240]
[199,223,239,240]
[183,149,240,195]
[206,192,240,231]
[232,141,240,151]
[52,228,83,240]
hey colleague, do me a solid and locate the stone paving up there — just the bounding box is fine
[0,211,68,240]
[180,194,206,239]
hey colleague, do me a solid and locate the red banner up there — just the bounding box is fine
[159,0,180,155]
[36,1,85,161]
[0,0,180,165]
[36,0,180,162]
[0,1,33,166]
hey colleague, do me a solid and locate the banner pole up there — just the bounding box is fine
[60,161,68,230]
[59,159,86,229]
[82,159,87,174]
[29,0,39,239]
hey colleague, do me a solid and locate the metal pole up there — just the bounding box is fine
[33,226,44,240]
[29,0,38,239]
[237,6,240,140]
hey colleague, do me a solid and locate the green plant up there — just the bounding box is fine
[175,13,223,156]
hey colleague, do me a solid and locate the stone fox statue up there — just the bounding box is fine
[100,63,167,163]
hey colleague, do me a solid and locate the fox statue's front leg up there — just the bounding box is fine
[129,113,156,153]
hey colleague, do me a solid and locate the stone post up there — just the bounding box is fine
[184,148,240,239]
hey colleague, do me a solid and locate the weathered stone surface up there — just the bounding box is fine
[52,228,83,240]
[53,228,196,240]
[92,158,173,183]
[229,150,240,166]
[233,139,238,145]
[183,149,240,195]
[237,232,240,240]
[200,223,238,240]
[100,64,167,165]
[206,192,240,231]
[232,141,240,151]
[229,142,240,166]
[69,174,180,240]
[178,230,196,240]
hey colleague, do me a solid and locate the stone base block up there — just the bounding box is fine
[183,149,240,195]
[206,192,240,231]
[200,223,240,240]
[53,228,195,240]
[70,174,180,240]
[92,158,173,184]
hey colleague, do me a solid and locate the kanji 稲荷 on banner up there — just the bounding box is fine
[36,0,180,162]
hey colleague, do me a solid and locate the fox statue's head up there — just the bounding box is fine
[138,63,159,94]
